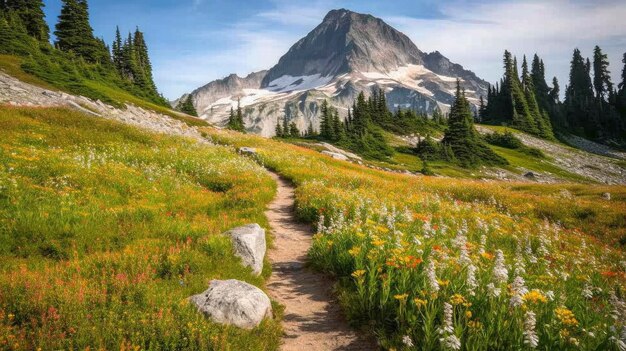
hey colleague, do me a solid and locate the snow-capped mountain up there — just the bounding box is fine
[179,9,488,136]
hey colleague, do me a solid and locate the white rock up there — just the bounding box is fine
[602,192,611,200]
[190,279,272,329]
[321,150,349,161]
[239,147,257,155]
[225,224,266,276]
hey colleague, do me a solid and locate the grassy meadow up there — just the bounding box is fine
[0,107,280,350]
[206,127,626,350]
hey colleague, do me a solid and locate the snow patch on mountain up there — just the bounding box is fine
[267,74,334,93]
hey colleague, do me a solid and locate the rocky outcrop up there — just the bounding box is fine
[475,126,626,185]
[225,224,266,276]
[321,151,349,161]
[0,72,206,142]
[190,279,272,329]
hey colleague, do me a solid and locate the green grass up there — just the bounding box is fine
[0,107,280,350]
[0,54,58,91]
[490,145,592,182]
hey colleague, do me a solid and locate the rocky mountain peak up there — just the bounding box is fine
[260,9,424,88]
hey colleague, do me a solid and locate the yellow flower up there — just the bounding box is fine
[372,238,386,247]
[351,270,366,279]
[394,293,409,301]
[465,310,472,319]
[523,290,548,304]
[468,320,483,331]
[348,246,361,257]
[414,298,427,308]
[555,307,578,327]
[450,294,467,306]
[438,279,450,287]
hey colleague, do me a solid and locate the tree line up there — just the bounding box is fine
[274,90,447,160]
[0,0,166,106]
[482,47,626,145]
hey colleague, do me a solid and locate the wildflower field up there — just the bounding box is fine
[208,128,626,351]
[0,107,281,350]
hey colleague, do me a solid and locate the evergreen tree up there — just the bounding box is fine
[593,45,613,102]
[275,118,283,137]
[319,100,332,139]
[550,77,560,103]
[55,0,109,63]
[282,114,290,137]
[178,94,197,116]
[522,56,554,139]
[331,109,343,141]
[235,99,245,131]
[478,96,486,122]
[289,122,300,138]
[307,122,315,137]
[4,0,48,41]
[132,28,157,94]
[226,105,245,132]
[112,26,122,71]
[617,53,626,119]
[443,80,507,167]
[564,48,597,136]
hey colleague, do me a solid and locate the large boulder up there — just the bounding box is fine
[190,279,272,329]
[225,224,266,276]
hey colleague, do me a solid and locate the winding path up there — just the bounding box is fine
[264,172,376,351]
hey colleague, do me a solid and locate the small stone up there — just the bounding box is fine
[602,192,611,200]
[239,147,257,156]
[524,172,536,179]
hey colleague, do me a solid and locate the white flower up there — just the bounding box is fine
[427,260,440,293]
[458,245,471,266]
[438,303,461,350]
[467,264,478,296]
[478,235,487,255]
[440,334,461,351]
[487,283,501,298]
[582,284,593,299]
[317,214,326,234]
[510,276,528,308]
[545,290,555,301]
[493,250,508,285]
[402,335,414,347]
[524,311,539,348]
[439,303,455,334]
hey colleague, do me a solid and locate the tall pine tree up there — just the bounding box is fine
[55,0,109,63]
[564,48,596,136]
[178,94,198,116]
[4,0,48,41]
[443,80,507,168]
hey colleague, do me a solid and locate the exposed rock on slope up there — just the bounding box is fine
[476,126,626,185]
[0,72,204,141]
[181,9,488,137]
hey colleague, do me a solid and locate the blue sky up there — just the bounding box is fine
[42,0,626,99]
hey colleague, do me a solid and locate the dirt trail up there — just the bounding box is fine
[264,172,376,351]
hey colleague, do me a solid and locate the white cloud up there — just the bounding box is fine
[385,0,626,91]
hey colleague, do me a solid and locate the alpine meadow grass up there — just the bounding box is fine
[0,107,281,350]
[207,127,626,351]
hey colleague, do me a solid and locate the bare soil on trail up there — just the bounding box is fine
[264,172,376,351]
